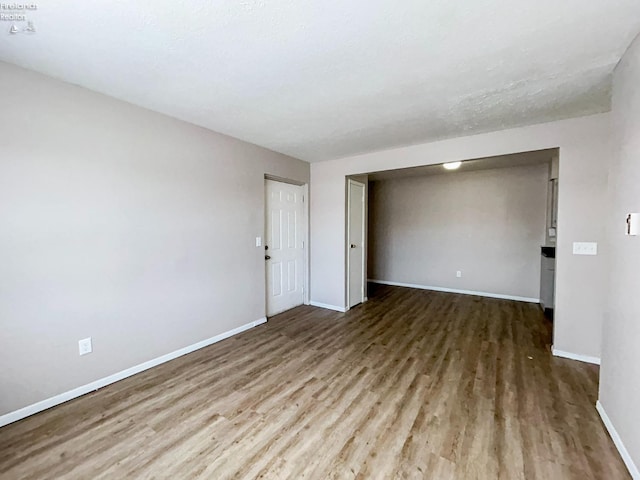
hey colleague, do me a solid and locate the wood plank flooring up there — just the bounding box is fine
[0,284,630,479]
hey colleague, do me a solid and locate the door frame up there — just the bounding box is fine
[264,175,310,316]
[346,178,366,310]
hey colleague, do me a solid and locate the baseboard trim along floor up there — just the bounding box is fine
[309,301,347,313]
[0,317,268,428]
[368,279,540,303]
[596,400,640,479]
[552,347,601,365]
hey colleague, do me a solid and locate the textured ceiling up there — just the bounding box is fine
[1,1,639,162]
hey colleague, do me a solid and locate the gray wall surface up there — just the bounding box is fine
[368,164,548,299]
[599,33,640,472]
[0,62,309,416]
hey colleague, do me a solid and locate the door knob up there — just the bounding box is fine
[350,244,357,248]
[265,255,271,260]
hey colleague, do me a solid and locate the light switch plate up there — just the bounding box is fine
[573,242,598,255]
[255,236,262,247]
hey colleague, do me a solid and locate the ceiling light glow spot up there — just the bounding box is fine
[443,161,462,170]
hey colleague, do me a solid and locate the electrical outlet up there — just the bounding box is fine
[456,271,462,278]
[79,337,92,356]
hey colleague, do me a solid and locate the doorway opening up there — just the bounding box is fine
[345,149,559,322]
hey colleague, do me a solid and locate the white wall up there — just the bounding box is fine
[368,164,548,300]
[0,62,309,417]
[598,33,640,475]
[311,113,611,360]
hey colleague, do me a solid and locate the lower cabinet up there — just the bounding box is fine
[540,247,555,313]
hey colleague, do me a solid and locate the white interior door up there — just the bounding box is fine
[348,179,365,309]
[265,179,305,316]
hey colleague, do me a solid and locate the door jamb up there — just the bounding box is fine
[302,183,310,306]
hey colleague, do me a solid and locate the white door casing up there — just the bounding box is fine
[265,179,305,316]
[347,179,365,309]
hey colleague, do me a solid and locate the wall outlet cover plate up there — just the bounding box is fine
[572,242,598,255]
[79,337,92,356]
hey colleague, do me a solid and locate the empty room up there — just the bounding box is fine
[1,2,640,479]
[366,151,555,307]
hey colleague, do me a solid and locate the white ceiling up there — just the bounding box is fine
[1,1,639,162]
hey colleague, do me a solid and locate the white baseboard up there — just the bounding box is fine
[596,400,640,479]
[0,317,268,429]
[551,347,601,365]
[309,301,347,313]
[368,279,539,303]
[253,317,267,326]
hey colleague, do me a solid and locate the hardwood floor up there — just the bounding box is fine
[0,284,629,479]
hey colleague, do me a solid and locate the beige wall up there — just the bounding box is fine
[311,113,611,360]
[368,164,548,300]
[0,62,309,417]
[599,33,640,473]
